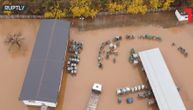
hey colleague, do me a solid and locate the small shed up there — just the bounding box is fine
[19,20,70,107]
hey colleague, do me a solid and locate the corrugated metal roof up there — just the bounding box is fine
[19,20,70,103]
[139,48,186,110]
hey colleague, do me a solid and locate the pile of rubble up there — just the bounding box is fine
[67,40,83,75]
[98,36,122,69]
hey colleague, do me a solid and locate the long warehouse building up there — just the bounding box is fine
[139,48,186,110]
[19,20,70,107]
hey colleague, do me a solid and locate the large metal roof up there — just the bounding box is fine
[19,20,70,103]
[139,48,186,110]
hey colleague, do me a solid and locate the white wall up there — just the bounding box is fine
[23,100,57,107]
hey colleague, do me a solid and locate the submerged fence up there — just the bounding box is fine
[0,7,178,31]
[75,11,178,31]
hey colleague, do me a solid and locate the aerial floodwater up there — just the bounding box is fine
[0,19,193,110]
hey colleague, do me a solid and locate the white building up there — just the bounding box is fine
[139,48,186,110]
[19,20,70,108]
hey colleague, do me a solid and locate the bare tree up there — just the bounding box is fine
[4,32,26,56]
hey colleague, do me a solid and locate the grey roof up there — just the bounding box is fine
[19,20,70,103]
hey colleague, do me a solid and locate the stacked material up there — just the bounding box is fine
[67,40,83,75]
[116,84,146,95]
[129,48,139,64]
[98,36,122,69]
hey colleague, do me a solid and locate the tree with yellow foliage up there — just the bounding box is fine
[149,0,161,9]
[127,0,148,14]
[70,0,98,18]
[44,2,66,19]
[163,0,175,10]
[106,2,126,13]
[3,11,12,15]
[2,0,12,15]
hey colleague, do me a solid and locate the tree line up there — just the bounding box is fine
[0,0,193,18]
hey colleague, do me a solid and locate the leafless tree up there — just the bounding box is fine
[4,32,26,55]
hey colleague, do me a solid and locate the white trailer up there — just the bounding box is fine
[86,83,102,110]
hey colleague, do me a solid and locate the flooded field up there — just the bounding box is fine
[0,18,193,110]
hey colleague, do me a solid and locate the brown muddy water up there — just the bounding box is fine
[0,18,193,110]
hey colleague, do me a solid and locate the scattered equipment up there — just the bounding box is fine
[117,97,122,104]
[113,35,122,42]
[138,90,153,98]
[98,36,122,69]
[144,34,162,41]
[67,40,83,75]
[177,46,188,57]
[129,48,139,64]
[147,99,156,106]
[126,97,134,104]
[125,34,135,40]
[116,84,146,95]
